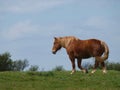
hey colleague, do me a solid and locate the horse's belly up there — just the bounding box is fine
[75,51,91,59]
[80,54,91,59]
[82,55,91,59]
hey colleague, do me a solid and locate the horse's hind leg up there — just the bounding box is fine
[91,59,99,74]
[101,62,107,74]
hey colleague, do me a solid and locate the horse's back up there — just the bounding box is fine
[67,38,105,58]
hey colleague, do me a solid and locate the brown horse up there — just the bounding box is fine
[52,36,109,74]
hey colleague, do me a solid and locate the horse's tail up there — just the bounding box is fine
[96,41,109,62]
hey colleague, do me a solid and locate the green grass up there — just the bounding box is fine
[0,70,120,90]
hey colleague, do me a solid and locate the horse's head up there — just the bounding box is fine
[52,37,62,54]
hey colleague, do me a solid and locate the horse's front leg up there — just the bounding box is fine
[77,58,87,73]
[69,55,76,74]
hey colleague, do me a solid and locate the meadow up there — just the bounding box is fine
[0,70,120,90]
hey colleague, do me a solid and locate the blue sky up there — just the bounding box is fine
[0,0,120,70]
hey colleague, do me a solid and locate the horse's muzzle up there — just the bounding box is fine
[52,50,56,54]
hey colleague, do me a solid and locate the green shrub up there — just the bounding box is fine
[0,52,13,71]
[29,65,39,72]
[106,62,120,71]
[52,66,65,71]
[83,61,120,71]
[0,52,29,71]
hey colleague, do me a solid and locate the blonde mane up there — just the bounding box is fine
[60,36,79,48]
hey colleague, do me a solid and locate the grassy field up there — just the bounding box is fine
[0,70,120,90]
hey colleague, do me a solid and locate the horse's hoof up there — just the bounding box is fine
[91,69,96,74]
[82,69,87,73]
[70,70,75,74]
[103,70,107,74]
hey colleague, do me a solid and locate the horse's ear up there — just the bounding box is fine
[54,37,57,40]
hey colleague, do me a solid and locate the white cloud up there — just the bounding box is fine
[84,16,120,32]
[1,21,67,40]
[0,0,73,13]
[1,21,39,40]
[84,16,110,30]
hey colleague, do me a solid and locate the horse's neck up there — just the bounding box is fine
[60,37,77,48]
[60,38,67,48]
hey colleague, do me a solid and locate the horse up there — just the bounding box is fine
[52,36,109,74]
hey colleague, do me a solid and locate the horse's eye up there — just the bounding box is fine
[54,42,56,45]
